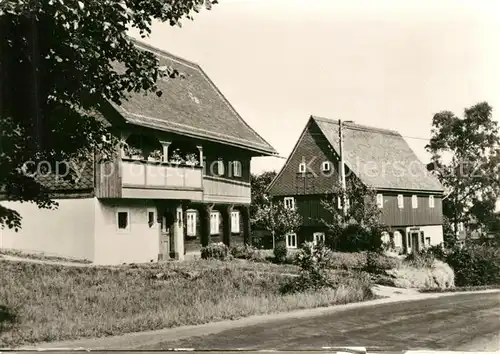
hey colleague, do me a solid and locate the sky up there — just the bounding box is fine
[128,0,500,207]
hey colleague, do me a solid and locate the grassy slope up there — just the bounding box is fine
[0,259,373,347]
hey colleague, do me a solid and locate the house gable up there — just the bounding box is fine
[267,118,341,197]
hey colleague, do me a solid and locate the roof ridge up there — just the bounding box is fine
[311,115,401,136]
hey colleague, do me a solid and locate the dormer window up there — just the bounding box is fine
[397,194,404,209]
[412,195,418,209]
[298,162,306,173]
[322,161,331,172]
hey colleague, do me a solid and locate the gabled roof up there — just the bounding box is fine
[311,116,444,192]
[111,39,277,156]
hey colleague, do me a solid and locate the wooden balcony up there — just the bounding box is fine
[96,159,251,204]
[203,175,251,204]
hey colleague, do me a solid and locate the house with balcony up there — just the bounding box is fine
[266,116,444,254]
[0,40,277,264]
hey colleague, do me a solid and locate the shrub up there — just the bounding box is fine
[325,252,368,270]
[230,244,267,262]
[273,241,288,263]
[200,242,231,261]
[426,244,446,261]
[386,259,455,289]
[403,251,435,269]
[445,245,500,286]
[365,251,401,273]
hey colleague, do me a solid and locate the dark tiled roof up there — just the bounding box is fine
[312,116,444,192]
[112,39,277,156]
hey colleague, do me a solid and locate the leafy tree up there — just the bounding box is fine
[0,0,216,230]
[320,177,387,252]
[426,102,500,244]
[250,170,277,224]
[251,200,302,260]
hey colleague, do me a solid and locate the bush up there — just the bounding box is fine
[445,245,500,286]
[273,241,288,263]
[200,242,231,261]
[426,244,446,261]
[325,252,368,270]
[403,251,436,268]
[365,251,401,273]
[386,259,455,289]
[230,244,267,262]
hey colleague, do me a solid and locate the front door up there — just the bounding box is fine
[411,232,420,253]
[159,215,170,260]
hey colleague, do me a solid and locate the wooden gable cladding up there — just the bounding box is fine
[268,120,340,196]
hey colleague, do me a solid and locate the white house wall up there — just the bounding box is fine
[93,199,159,265]
[0,199,96,261]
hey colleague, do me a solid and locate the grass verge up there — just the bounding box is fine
[0,259,372,347]
[419,284,500,293]
[0,248,92,264]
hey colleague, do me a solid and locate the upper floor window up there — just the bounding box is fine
[429,195,435,208]
[298,162,306,173]
[412,195,418,209]
[284,197,295,209]
[322,161,331,172]
[376,193,384,208]
[231,161,242,177]
[397,194,404,209]
[216,160,224,176]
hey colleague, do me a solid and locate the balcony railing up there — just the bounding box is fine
[121,159,203,189]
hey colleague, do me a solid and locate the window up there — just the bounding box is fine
[313,232,325,245]
[147,209,155,228]
[376,194,384,208]
[425,237,431,246]
[397,194,404,209]
[210,212,219,234]
[322,161,331,172]
[412,195,418,209]
[286,233,297,248]
[231,161,242,177]
[298,162,306,173]
[337,196,342,209]
[231,211,240,233]
[284,197,295,209]
[117,209,130,232]
[186,211,196,236]
[216,160,224,176]
[458,222,464,232]
[429,195,435,208]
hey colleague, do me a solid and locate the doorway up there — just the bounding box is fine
[411,232,420,253]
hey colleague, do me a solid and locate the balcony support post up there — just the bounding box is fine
[200,203,213,247]
[221,204,233,247]
[159,140,171,163]
[196,145,203,167]
[241,205,251,246]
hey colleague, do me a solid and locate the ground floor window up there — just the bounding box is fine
[286,233,297,248]
[116,208,130,232]
[313,232,325,245]
[425,237,431,246]
[186,211,196,236]
[210,212,219,235]
[231,211,240,233]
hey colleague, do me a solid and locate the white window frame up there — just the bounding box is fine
[322,161,331,172]
[313,232,325,245]
[286,233,297,249]
[376,193,384,208]
[186,211,197,236]
[429,195,435,208]
[216,160,225,176]
[411,195,418,209]
[231,211,240,233]
[284,197,295,210]
[210,212,220,235]
[337,196,342,209]
[147,208,156,228]
[116,208,130,233]
[232,161,242,177]
[298,162,306,173]
[397,194,404,209]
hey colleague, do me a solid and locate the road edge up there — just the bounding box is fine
[12,289,500,350]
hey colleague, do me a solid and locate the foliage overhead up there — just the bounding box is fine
[250,171,277,223]
[251,200,302,241]
[425,102,500,237]
[0,0,216,230]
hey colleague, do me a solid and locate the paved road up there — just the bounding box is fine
[138,292,500,352]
